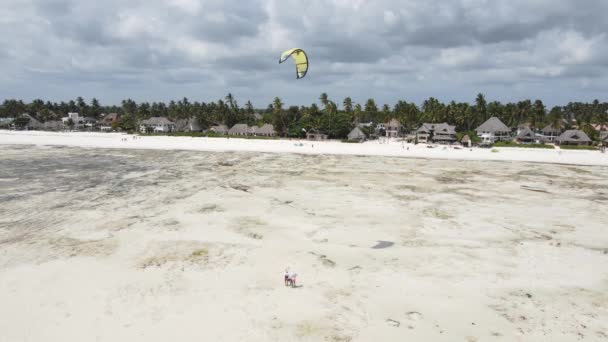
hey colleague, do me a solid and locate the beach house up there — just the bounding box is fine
[556,130,592,146]
[210,125,228,135]
[475,117,511,143]
[249,124,276,137]
[100,113,120,131]
[541,124,563,142]
[515,127,537,143]
[416,123,457,144]
[19,113,44,130]
[306,129,328,141]
[139,117,176,133]
[62,112,84,130]
[385,119,402,138]
[175,118,202,132]
[229,124,250,136]
[347,127,366,141]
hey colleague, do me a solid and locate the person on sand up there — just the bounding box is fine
[289,271,297,288]
[284,268,290,286]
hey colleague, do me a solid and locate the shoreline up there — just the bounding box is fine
[2,130,607,167]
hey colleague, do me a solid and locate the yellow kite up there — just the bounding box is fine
[279,48,309,79]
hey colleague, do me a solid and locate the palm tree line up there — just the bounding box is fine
[1,93,607,139]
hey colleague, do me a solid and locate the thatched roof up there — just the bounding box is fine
[557,130,591,143]
[102,113,120,124]
[516,127,536,140]
[255,124,276,135]
[210,125,228,134]
[141,117,174,125]
[229,124,250,135]
[347,127,366,140]
[476,117,510,133]
[542,124,563,135]
[417,122,456,135]
[461,135,471,143]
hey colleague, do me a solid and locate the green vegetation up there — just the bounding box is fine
[2,95,608,141]
[559,145,599,151]
[494,141,554,149]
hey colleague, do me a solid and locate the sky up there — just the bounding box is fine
[1,0,607,107]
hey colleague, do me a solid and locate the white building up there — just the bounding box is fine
[139,117,176,133]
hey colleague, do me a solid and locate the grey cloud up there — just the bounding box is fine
[1,0,608,106]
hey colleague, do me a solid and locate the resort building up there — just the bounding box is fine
[515,127,537,143]
[306,129,328,141]
[139,117,176,133]
[175,118,202,132]
[210,125,229,135]
[541,124,563,142]
[250,124,276,137]
[347,127,366,141]
[228,124,250,136]
[555,130,592,146]
[416,123,457,144]
[385,119,402,138]
[475,117,512,143]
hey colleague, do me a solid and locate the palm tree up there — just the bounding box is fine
[353,103,363,124]
[364,98,378,122]
[475,93,487,122]
[343,97,353,114]
[319,93,329,109]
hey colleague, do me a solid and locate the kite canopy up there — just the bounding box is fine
[279,48,309,79]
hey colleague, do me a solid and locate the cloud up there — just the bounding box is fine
[1,0,608,106]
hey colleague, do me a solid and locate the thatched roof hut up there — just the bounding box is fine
[229,124,250,135]
[556,130,592,145]
[347,127,366,141]
[210,124,228,134]
[476,117,510,134]
[254,124,276,136]
[516,127,536,142]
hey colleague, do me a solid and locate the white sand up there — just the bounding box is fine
[1,136,607,341]
[1,130,607,166]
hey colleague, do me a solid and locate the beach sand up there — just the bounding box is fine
[0,138,607,341]
[1,130,607,166]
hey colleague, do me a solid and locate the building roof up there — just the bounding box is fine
[592,124,608,131]
[417,123,456,135]
[476,117,510,133]
[461,135,471,143]
[229,123,250,134]
[516,127,536,140]
[102,113,120,123]
[542,124,563,135]
[385,118,401,129]
[210,124,228,133]
[256,124,275,135]
[347,127,366,140]
[557,130,592,143]
[141,117,175,125]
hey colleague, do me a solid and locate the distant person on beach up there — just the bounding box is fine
[289,271,297,288]
[284,268,290,286]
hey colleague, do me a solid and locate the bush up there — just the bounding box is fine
[494,142,554,149]
[559,145,599,151]
[341,139,362,143]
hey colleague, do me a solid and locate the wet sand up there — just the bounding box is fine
[1,145,607,341]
